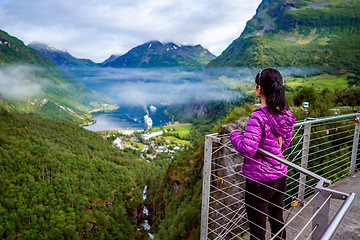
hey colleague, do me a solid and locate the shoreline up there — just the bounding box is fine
[89,105,119,114]
[92,122,192,133]
[163,109,174,122]
[81,105,119,127]
[82,105,175,131]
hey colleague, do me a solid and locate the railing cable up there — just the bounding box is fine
[292,194,332,240]
[270,191,321,240]
[202,113,358,240]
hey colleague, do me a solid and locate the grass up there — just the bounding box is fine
[151,123,193,145]
[152,123,193,138]
[284,74,348,90]
[162,136,190,145]
[127,142,145,151]
[209,0,360,74]
[96,130,119,136]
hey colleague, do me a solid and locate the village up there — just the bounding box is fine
[102,123,193,162]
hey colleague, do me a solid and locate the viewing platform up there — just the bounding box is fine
[288,171,360,239]
[201,113,359,239]
[330,172,360,239]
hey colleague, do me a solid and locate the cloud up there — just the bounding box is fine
[0,0,262,62]
[71,67,242,107]
[0,65,44,100]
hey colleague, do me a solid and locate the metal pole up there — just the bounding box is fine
[312,188,331,240]
[319,193,356,240]
[258,148,331,185]
[350,117,360,176]
[299,122,311,201]
[200,135,214,240]
[293,113,360,127]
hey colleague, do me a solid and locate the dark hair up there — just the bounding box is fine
[255,67,287,114]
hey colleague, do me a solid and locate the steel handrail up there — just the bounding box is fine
[319,193,356,240]
[202,111,359,240]
[293,113,359,127]
[229,147,356,240]
[257,148,332,186]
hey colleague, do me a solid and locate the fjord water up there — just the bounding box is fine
[74,66,240,131]
[83,104,170,131]
[73,67,203,131]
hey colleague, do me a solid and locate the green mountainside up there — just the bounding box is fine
[3,1,360,239]
[147,86,360,239]
[0,30,114,124]
[146,1,360,239]
[28,43,98,69]
[208,0,360,74]
[0,108,153,239]
[102,40,216,68]
[0,31,56,67]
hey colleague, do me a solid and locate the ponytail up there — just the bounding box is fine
[255,68,287,114]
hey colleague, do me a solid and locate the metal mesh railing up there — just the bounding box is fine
[201,113,359,240]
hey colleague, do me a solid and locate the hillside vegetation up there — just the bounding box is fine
[2,1,360,239]
[0,29,114,125]
[0,108,154,239]
[147,81,360,239]
[208,0,360,75]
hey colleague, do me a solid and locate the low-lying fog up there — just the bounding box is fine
[0,64,322,109]
[69,66,322,108]
[69,67,248,107]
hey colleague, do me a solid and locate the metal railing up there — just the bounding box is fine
[201,113,359,240]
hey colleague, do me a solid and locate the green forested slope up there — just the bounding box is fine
[147,82,360,239]
[0,109,152,239]
[208,0,360,74]
[0,29,114,125]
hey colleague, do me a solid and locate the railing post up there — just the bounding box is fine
[201,135,213,240]
[298,122,311,201]
[312,187,331,240]
[350,116,360,176]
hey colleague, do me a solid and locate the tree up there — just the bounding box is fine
[339,86,360,106]
[292,86,318,107]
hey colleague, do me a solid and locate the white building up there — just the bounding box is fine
[142,130,163,141]
[113,137,123,149]
[118,129,135,136]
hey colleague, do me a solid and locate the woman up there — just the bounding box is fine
[230,68,296,240]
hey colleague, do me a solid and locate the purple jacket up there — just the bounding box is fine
[230,106,296,181]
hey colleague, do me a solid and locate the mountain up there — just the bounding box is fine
[101,54,121,65]
[28,42,98,69]
[208,0,360,74]
[0,29,115,125]
[146,1,360,239]
[102,40,216,68]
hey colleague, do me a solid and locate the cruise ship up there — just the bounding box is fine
[144,115,153,129]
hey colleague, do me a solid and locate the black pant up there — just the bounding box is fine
[245,177,287,240]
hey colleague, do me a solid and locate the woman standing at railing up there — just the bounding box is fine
[230,68,296,240]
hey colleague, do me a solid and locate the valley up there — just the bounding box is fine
[1,0,360,239]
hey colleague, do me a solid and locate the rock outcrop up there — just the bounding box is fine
[208,117,249,239]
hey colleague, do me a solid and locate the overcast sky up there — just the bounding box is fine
[0,0,262,63]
